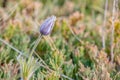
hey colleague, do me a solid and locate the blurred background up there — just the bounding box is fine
[0,0,120,80]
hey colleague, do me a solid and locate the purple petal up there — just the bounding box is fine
[40,15,56,35]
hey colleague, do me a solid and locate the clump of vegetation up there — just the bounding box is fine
[0,0,120,80]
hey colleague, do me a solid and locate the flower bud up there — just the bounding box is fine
[40,15,56,35]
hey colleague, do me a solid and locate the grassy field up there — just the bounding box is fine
[0,0,120,80]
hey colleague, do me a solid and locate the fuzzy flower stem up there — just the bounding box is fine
[102,0,108,50]
[30,34,42,57]
[110,0,118,62]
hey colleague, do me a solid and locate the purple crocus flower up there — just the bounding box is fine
[40,15,56,35]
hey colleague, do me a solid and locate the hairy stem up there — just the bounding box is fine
[110,0,118,62]
[30,34,42,57]
[102,0,108,50]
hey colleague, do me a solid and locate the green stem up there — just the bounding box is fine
[30,34,42,57]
